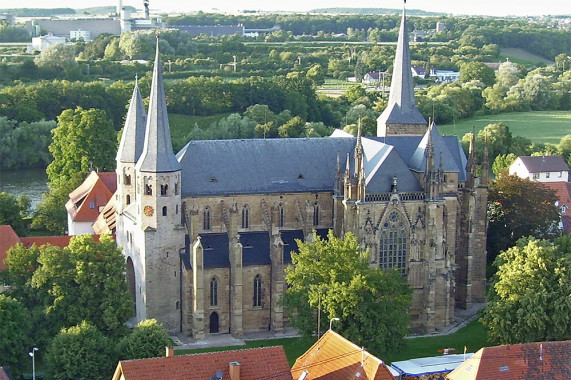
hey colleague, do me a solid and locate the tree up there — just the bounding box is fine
[283,231,412,355]
[487,174,560,258]
[480,237,571,345]
[0,295,31,371]
[46,321,115,380]
[559,134,571,165]
[31,234,133,337]
[278,116,306,137]
[0,192,30,235]
[34,43,77,71]
[117,319,172,360]
[491,153,517,177]
[459,62,495,87]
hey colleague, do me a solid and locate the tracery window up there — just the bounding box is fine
[203,207,211,230]
[379,211,408,274]
[210,277,218,306]
[242,205,250,229]
[313,202,319,226]
[278,204,285,227]
[253,274,262,307]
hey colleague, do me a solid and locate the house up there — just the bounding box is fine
[112,346,292,380]
[391,353,473,379]
[65,171,116,236]
[363,71,381,84]
[446,341,571,379]
[291,330,397,379]
[509,155,569,183]
[27,34,67,52]
[112,3,487,339]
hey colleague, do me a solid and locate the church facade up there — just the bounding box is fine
[115,7,488,338]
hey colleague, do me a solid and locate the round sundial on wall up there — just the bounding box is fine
[144,205,154,216]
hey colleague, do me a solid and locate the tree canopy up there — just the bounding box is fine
[117,319,172,360]
[481,236,571,345]
[283,231,411,355]
[0,192,30,236]
[0,295,31,371]
[487,174,560,258]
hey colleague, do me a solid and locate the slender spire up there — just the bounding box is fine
[136,36,181,173]
[116,79,147,163]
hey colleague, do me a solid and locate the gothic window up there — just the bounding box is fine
[162,206,167,216]
[210,277,218,306]
[242,205,250,229]
[253,274,262,307]
[160,184,168,196]
[126,195,131,205]
[313,202,319,226]
[379,211,408,274]
[278,204,285,227]
[124,174,131,186]
[203,207,211,230]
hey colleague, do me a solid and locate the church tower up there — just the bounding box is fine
[377,3,427,136]
[122,37,185,332]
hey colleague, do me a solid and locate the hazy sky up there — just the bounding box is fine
[3,0,570,17]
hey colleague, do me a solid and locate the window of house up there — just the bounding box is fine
[532,173,539,180]
[546,172,550,178]
[253,274,262,307]
[379,210,408,274]
[559,171,563,178]
[210,277,218,307]
[242,205,250,229]
[89,201,95,209]
[203,207,211,230]
[313,202,319,226]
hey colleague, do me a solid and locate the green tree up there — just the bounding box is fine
[487,174,560,259]
[34,43,77,71]
[46,321,115,380]
[278,116,306,137]
[31,234,133,337]
[558,134,571,164]
[459,62,495,87]
[0,295,31,371]
[0,192,30,236]
[283,231,412,355]
[117,319,172,360]
[491,153,517,177]
[481,237,571,345]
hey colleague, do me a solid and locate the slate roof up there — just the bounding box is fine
[176,138,355,197]
[291,330,396,380]
[281,229,305,264]
[446,341,571,380]
[65,171,116,223]
[377,7,427,127]
[240,231,271,266]
[113,346,292,380]
[135,40,181,173]
[199,233,230,268]
[517,155,569,173]
[409,123,459,174]
[116,82,147,163]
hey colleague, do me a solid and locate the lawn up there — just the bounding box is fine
[176,320,488,367]
[437,111,571,144]
[169,113,231,151]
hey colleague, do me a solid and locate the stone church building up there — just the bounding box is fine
[115,7,488,338]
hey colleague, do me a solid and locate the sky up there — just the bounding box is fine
[3,0,571,17]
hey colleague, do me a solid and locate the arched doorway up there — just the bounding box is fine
[126,257,136,312]
[209,312,219,333]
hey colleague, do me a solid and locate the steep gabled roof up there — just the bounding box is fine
[135,39,180,173]
[291,330,395,380]
[116,81,147,163]
[447,341,571,380]
[113,346,292,380]
[409,123,458,174]
[0,225,20,270]
[93,193,117,234]
[65,171,116,223]
[517,155,569,173]
[377,6,426,127]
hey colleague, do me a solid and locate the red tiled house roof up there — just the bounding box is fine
[66,171,117,223]
[93,193,117,234]
[113,346,293,380]
[542,181,571,233]
[291,330,395,380]
[0,225,20,270]
[446,340,571,380]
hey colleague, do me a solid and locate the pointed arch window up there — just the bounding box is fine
[210,277,218,307]
[253,274,262,307]
[203,207,211,230]
[278,204,285,228]
[379,210,408,274]
[313,202,320,226]
[242,205,250,229]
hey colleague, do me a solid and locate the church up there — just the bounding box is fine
[114,6,488,338]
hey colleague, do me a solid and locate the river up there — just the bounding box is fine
[0,168,49,210]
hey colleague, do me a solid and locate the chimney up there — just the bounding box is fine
[229,362,240,380]
[166,346,174,357]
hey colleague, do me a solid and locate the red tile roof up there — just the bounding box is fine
[446,340,571,380]
[113,346,293,380]
[542,181,571,233]
[93,192,117,234]
[291,330,395,380]
[66,171,117,223]
[0,225,21,270]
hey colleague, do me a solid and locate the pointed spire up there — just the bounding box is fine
[336,151,341,173]
[117,79,147,163]
[135,36,181,173]
[345,153,351,176]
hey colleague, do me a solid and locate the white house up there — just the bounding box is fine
[509,155,569,183]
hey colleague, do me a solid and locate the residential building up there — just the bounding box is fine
[291,330,397,379]
[446,341,571,379]
[114,4,488,339]
[112,346,292,380]
[391,353,473,379]
[509,155,569,183]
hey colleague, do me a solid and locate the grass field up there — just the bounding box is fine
[176,320,488,366]
[169,113,231,151]
[438,111,571,144]
[500,48,553,65]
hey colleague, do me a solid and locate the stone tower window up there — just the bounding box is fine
[174,182,179,195]
[160,184,168,196]
[126,195,131,205]
[253,274,262,307]
[162,206,167,216]
[203,207,211,230]
[210,277,218,307]
[379,210,408,274]
[313,202,320,226]
[242,205,250,229]
[124,174,131,186]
